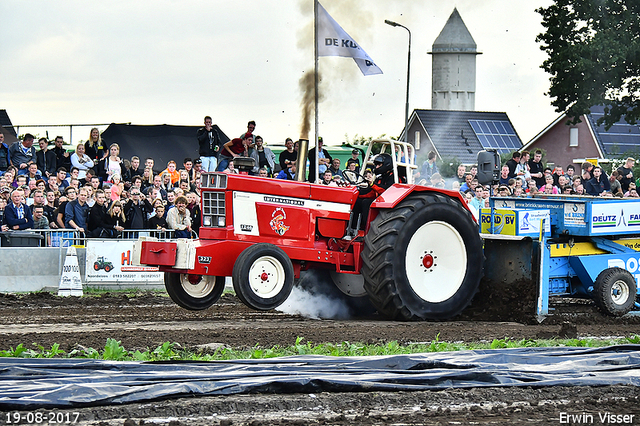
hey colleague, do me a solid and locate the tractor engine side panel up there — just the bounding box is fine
[230,191,351,246]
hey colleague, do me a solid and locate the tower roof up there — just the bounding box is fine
[431,8,478,53]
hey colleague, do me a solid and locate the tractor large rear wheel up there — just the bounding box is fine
[165,273,225,311]
[361,193,483,320]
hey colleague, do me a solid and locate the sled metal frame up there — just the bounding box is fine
[484,195,640,320]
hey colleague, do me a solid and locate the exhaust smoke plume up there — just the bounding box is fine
[298,69,323,140]
[277,285,351,319]
[277,270,352,319]
[296,0,367,140]
[295,1,418,140]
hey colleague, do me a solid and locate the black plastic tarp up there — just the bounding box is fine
[1,345,639,409]
[100,123,230,170]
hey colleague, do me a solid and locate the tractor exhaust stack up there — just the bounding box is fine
[295,138,309,182]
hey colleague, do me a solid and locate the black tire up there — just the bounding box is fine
[164,272,225,311]
[93,262,100,271]
[347,294,378,317]
[104,265,112,273]
[361,193,483,321]
[232,243,294,311]
[593,267,637,316]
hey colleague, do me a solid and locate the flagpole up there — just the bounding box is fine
[313,0,319,184]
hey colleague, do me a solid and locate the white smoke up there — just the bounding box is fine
[277,278,352,320]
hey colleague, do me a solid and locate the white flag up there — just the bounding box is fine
[316,3,383,76]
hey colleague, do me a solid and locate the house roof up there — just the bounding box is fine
[411,109,522,164]
[586,105,640,157]
[430,8,479,54]
[523,105,639,159]
[100,123,229,168]
[0,110,18,143]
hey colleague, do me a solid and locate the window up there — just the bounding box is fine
[414,131,420,150]
[569,128,579,147]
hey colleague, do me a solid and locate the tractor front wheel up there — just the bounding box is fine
[593,267,637,316]
[361,193,483,321]
[164,273,225,311]
[232,243,294,311]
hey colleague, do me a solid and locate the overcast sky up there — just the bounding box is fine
[1,0,557,147]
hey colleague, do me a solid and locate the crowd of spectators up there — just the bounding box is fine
[0,117,356,241]
[0,116,386,243]
[2,117,637,243]
[196,116,365,186]
[0,129,203,241]
[416,149,639,219]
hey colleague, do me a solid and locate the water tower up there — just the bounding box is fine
[429,8,481,111]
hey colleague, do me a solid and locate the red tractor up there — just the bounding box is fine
[133,140,483,320]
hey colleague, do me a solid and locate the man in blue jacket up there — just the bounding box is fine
[585,167,611,196]
[8,133,37,176]
[65,187,90,232]
[5,188,34,230]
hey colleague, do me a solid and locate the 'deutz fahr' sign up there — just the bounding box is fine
[85,240,162,283]
[591,201,640,235]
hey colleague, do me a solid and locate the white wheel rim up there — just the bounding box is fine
[405,221,467,303]
[611,280,630,305]
[248,255,286,299]
[180,275,217,299]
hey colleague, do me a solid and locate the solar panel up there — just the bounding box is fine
[468,120,522,155]
[589,107,640,156]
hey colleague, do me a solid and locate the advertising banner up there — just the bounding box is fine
[563,202,587,227]
[480,208,550,237]
[590,200,640,235]
[85,240,162,283]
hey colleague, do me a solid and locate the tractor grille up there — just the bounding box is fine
[202,191,226,227]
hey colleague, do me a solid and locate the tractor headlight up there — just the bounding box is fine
[203,216,212,227]
[217,216,226,227]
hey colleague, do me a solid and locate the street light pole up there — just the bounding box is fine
[384,19,411,142]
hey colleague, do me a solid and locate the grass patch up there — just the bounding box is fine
[1,335,638,362]
[82,287,167,296]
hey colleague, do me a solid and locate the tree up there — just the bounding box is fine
[536,0,640,129]
[343,133,390,155]
[437,157,461,179]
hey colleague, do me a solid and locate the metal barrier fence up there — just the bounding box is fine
[26,229,177,247]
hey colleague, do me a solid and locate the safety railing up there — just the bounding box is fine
[11,229,179,248]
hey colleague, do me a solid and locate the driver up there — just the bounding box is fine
[349,153,395,231]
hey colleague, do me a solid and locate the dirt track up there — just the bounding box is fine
[1,290,639,425]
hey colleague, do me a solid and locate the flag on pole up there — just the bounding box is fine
[316,3,383,76]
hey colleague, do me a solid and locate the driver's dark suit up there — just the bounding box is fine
[350,171,394,230]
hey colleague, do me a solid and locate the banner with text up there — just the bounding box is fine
[317,2,382,76]
[85,240,162,283]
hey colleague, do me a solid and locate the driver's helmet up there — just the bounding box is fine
[373,153,393,175]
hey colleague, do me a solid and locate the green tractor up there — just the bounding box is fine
[94,256,114,273]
